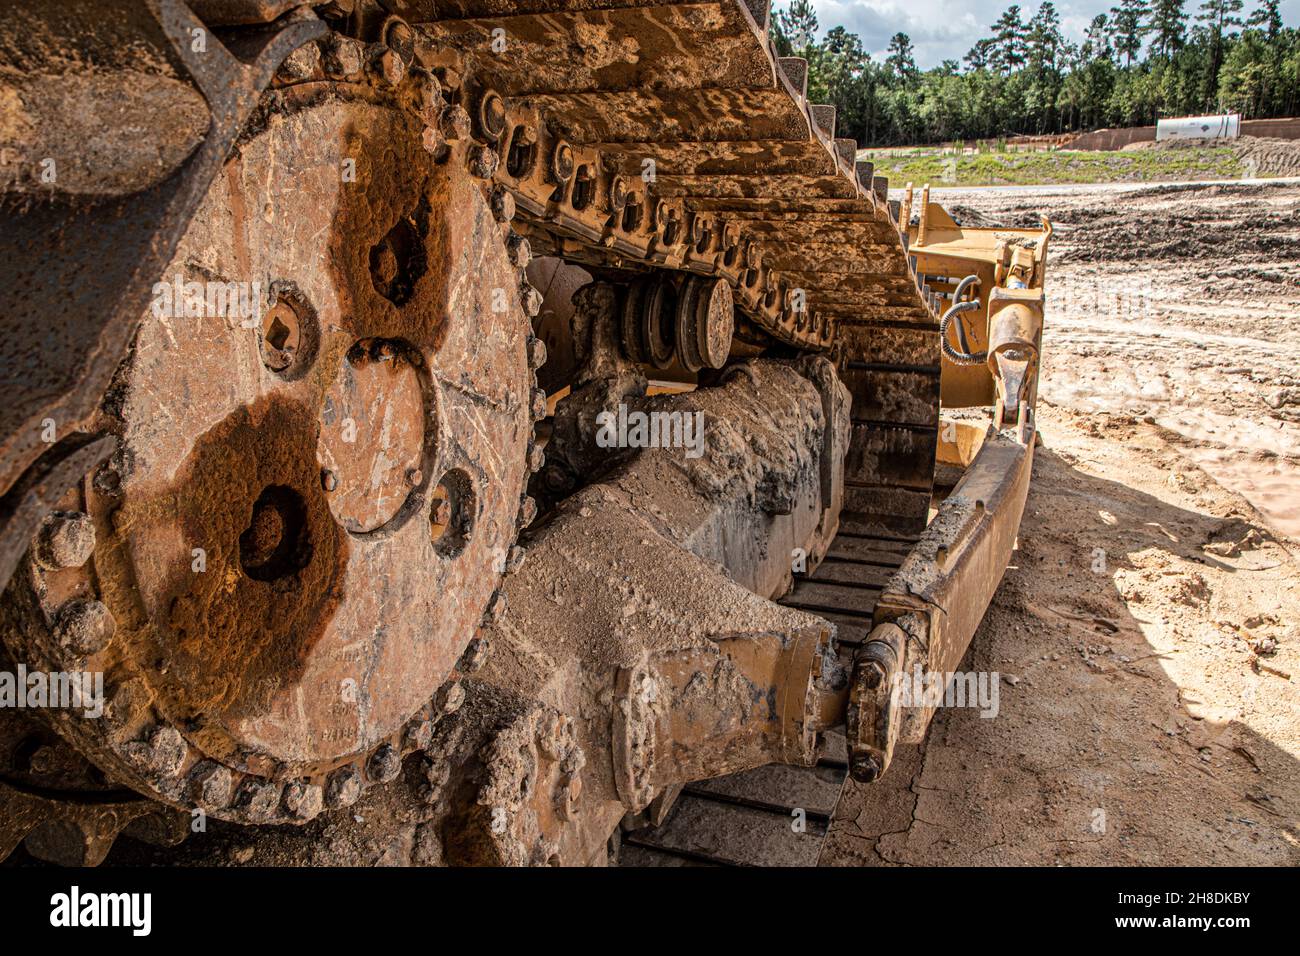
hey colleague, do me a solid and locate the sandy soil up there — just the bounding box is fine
[821,180,1300,866]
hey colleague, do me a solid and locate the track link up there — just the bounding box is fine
[618,528,915,865]
[415,0,944,533]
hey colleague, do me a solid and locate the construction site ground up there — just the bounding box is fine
[820,179,1300,866]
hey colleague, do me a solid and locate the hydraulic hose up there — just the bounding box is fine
[939,274,987,366]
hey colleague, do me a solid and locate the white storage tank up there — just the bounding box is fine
[1156,113,1241,142]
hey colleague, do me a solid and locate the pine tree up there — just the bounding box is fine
[774,0,819,54]
[1246,0,1281,38]
[1197,0,1244,103]
[1197,0,1245,38]
[886,32,917,79]
[764,0,1291,146]
[1148,0,1188,58]
[1084,13,1115,60]
[964,38,996,71]
[1110,0,1152,66]
[1029,1,1065,72]
[990,5,1028,73]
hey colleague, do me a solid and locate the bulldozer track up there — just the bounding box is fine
[0,0,956,865]
[449,0,940,864]
[439,0,945,532]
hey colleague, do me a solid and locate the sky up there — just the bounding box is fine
[788,0,1300,69]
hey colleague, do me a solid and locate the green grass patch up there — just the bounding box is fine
[859,146,1246,187]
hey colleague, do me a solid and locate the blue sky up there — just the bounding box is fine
[788,0,1298,68]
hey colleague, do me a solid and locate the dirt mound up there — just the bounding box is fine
[1233,136,1300,177]
[1149,134,1300,177]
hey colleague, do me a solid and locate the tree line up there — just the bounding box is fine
[771,0,1299,146]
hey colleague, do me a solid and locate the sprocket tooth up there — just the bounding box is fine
[777,57,807,98]
[740,0,773,31]
[834,137,857,168]
[811,104,836,140]
[855,159,875,191]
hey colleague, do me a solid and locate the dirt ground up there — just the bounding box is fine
[821,179,1300,866]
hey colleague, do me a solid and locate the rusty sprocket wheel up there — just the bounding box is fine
[0,66,541,828]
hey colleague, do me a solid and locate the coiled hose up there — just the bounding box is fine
[939,274,986,366]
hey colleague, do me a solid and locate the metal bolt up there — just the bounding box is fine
[439,105,470,142]
[530,388,549,421]
[527,335,547,369]
[324,37,364,78]
[467,144,499,179]
[527,443,545,474]
[438,66,462,93]
[506,233,531,269]
[457,637,491,674]
[35,511,95,570]
[283,780,324,820]
[406,467,423,487]
[128,725,186,778]
[518,495,538,526]
[404,719,434,751]
[93,464,121,497]
[521,285,544,318]
[490,185,515,222]
[484,590,508,625]
[562,746,586,776]
[325,766,362,808]
[375,48,405,86]
[278,43,320,81]
[367,744,402,783]
[434,680,465,716]
[321,469,338,493]
[560,774,582,818]
[189,761,233,809]
[53,598,115,656]
[237,779,281,822]
[421,125,445,156]
[421,755,452,805]
[850,753,883,783]
[538,716,567,760]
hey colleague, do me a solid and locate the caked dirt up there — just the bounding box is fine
[822,180,1300,865]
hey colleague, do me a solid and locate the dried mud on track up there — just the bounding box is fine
[822,180,1300,866]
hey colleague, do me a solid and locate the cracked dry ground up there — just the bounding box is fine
[820,181,1300,866]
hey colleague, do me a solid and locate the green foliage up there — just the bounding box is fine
[774,0,1296,147]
